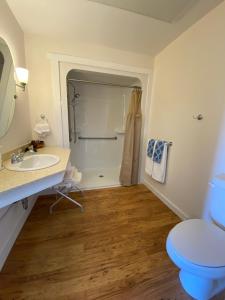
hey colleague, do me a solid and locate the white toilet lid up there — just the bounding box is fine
[168,219,225,267]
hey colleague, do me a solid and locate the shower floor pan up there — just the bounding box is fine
[79,167,120,190]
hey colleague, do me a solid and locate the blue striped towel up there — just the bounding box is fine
[147,139,155,158]
[153,140,166,163]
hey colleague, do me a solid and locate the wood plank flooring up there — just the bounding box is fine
[0,185,224,299]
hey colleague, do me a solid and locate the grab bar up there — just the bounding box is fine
[78,136,117,140]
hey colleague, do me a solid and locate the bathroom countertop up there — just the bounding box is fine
[0,147,70,194]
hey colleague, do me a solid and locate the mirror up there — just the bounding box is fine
[0,37,16,138]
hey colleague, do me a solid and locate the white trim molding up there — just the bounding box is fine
[144,179,190,220]
[47,53,152,75]
[48,53,152,183]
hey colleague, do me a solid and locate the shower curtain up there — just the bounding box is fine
[119,87,142,186]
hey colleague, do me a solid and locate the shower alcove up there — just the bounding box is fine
[49,55,150,190]
[66,69,141,189]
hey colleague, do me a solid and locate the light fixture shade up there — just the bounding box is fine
[15,67,29,84]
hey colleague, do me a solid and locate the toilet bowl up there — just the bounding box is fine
[167,219,225,299]
[166,174,225,300]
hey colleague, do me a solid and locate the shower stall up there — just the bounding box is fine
[66,69,141,189]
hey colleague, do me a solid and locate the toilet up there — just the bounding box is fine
[166,174,225,300]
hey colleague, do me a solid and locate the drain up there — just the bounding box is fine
[99,174,104,178]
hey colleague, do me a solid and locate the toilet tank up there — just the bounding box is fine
[210,174,225,228]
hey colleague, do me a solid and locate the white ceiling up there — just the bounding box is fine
[90,0,198,23]
[6,0,224,56]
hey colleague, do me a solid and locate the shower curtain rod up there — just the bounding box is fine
[68,78,141,89]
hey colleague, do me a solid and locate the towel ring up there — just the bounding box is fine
[193,114,203,120]
[40,114,49,123]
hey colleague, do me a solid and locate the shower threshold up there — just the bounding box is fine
[79,167,120,190]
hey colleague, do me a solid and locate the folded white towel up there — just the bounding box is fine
[145,155,153,176]
[34,122,50,138]
[63,162,82,190]
[152,143,168,183]
[64,166,75,181]
[145,140,157,176]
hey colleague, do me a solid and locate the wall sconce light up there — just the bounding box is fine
[15,67,29,91]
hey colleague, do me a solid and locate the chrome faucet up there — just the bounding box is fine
[11,151,24,164]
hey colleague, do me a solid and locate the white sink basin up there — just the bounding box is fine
[5,154,60,171]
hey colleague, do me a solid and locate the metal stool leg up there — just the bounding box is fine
[49,190,84,213]
[71,185,84,195]
[57,190,84,212]
[49,195,64,214]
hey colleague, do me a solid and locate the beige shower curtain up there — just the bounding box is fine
[119,87,142,186]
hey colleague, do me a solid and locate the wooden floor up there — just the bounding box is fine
[0,185,224,300]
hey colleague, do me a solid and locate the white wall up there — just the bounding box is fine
[144,1,225,219]
[25,34,153,146]
[0,1,31,153]
[69,82,131,170]
[0,1,34,270]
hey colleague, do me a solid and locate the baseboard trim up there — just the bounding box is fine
[0,196,37,271]
[143,180,190,220]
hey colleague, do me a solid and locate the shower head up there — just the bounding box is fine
[67,81,80,105]
[71,92,80,106]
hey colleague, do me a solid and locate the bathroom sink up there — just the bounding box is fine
[5,154,60,171]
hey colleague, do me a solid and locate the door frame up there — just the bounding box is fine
[48,53,152,183]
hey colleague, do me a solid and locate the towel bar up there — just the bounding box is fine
[78,136,117,140]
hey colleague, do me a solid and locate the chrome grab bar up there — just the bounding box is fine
[78,136,117,140]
